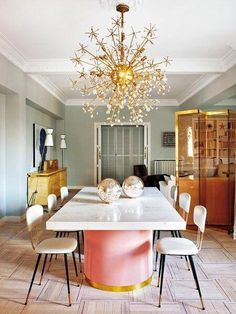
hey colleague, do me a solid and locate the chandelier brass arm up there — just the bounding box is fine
[71,3,171,124]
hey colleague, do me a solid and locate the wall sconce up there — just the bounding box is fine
[60,134,67,167]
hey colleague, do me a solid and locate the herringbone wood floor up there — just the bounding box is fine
[1,216,236,313]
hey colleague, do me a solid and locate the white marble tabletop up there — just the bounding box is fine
[46,187,186,231]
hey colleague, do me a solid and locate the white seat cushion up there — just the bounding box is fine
[35,237,77,254]
[156,237,198,256]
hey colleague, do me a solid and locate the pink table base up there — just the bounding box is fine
[84,230,153,291]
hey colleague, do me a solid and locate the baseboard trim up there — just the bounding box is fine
[68,185,85,189]
[0,213,26,224]
[0,216,6,226]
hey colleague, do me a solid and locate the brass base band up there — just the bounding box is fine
[85,275,152,292]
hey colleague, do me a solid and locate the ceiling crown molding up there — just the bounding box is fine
[0,32,27,71]
[1,30,235,75]
[0,30,236,106]
[221,48,236,71]
[25,58,75,73]
[29,74,67,104]
[177,73,221,105]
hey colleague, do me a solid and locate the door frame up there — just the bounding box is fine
[94,122,151,185]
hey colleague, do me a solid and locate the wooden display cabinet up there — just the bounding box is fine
[27,168,67,206]
[176,109,236,231]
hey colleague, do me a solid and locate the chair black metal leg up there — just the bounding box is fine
[153,230,156,247]
[184,255,190,271]
[64,254,71,306]
[158,254,166,308]
[178,230,182,237]
[49,254,53,263]
[72,251,80,286]
[39,254,48,285]
[25,254,42,305]
[154,231,160,271]
[170,231,175,237]
[55,232,63,261]
[157,253,163,287]
[81,231,84,245]
[76,231,82,272]
[188,255,205,310]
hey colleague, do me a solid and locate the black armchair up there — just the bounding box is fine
[133,164,166,190]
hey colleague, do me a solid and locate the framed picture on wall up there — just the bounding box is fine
[162,132,175,147]
[33,123,51,168]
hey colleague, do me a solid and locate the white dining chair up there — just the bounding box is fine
[47,194,57,217]
[25,205,79,306]
[170,184,178,207]
[159,177,175,202]
[47,193,64,262]
[60,186,69,207]
[177,192,191,237]
[59,186,83,269]
[156,205,207,310]
[153,185,178,270]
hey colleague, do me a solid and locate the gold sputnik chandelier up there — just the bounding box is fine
[71,3,171,124]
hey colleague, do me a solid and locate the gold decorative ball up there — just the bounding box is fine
[98,178,122,203]
[122,176,144,198]
[111,64,135,85]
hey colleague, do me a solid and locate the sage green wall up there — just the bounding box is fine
[65,105,177,187]
[0,52,64,218]
[0,93,6,218]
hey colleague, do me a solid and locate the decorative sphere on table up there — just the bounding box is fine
[97,178,122,203]
[122,176,144,198]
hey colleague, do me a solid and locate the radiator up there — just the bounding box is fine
[154,160,176,175]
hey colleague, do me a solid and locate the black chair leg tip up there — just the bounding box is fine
[24,302,27,306]
[203,307,205,310]
[69,304,72,307]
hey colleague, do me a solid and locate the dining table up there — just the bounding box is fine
[46,186,185,292]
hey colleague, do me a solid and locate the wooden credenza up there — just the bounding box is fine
[27,168,67,205]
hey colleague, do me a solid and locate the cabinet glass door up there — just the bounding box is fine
[205,112,229,225]
[176,109,235,230]
[229,110,236,230]
[176,110,202,224]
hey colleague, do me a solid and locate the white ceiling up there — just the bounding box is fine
[0,0,236,105]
